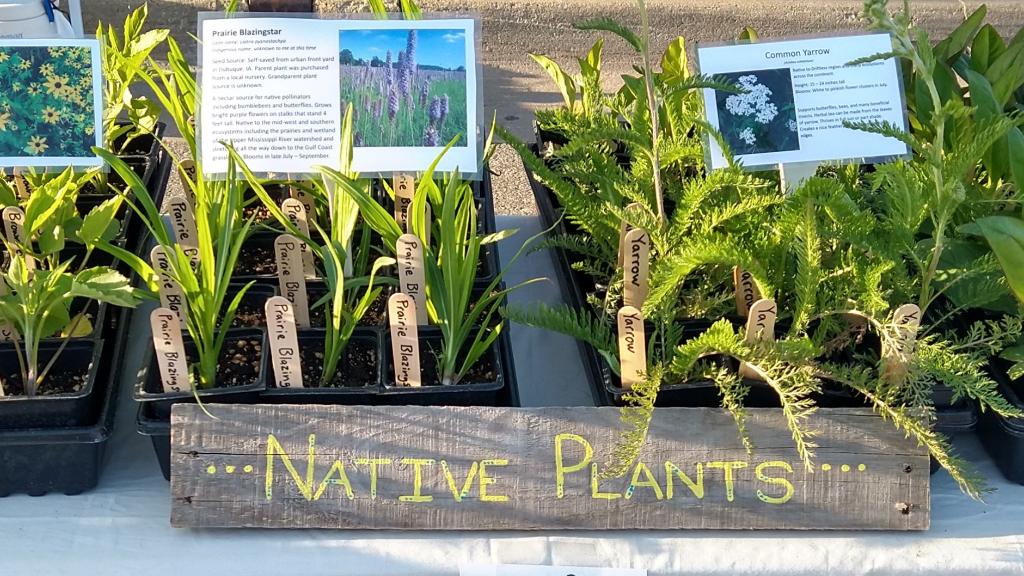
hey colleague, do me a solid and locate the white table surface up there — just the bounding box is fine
[2,215,1023,575]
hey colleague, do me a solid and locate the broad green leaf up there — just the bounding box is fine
[986,38,1024,105]
[574,17,642,52]
[529,53,577,110]
[480,229,517,245]
[61,313,94,338]
[79,196,124,246]
[661,37,688,81]
[1001,344,1024,363]
[738,27,758,43]
[974,215,1024,303]
[1009,127,1024,200]
[934,5,986,62]
[71,268,140,307]
[971,24,1006,72]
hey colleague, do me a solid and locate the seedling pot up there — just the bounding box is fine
[979,361,1024,484]
[260,327,384,403]
[381,325,517,406]
[134,327,269,420]
[0,306,129,496]
[0,339,104,430]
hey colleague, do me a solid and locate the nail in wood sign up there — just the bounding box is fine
[150,246,188,325]
[265,296,304,388]
[883,304,921,383]
[150,307,190,393]
[169,404,930,530]
[274,234,310,328]
[393,174,415,233]
[2,206,33,271]
[388,293,421,387]
[739,298,778,380]
[617,306,647,389]
[622,228,649,308]
[397,233,428,325]
[733,266,762,317]
[281,198,316,278]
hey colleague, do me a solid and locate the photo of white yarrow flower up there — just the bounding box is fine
[714,68,799,156]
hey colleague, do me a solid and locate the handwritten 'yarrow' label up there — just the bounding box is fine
[883,303,921,383]
[733,266,762,317]
[617,306,647,389]
[388,293,421,387]
[622,228,649,308]
[265,296,304,388]
[738,298,777,380]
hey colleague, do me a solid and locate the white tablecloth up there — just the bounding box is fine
[2,215,1023,575]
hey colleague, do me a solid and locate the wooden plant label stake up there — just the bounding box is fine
[779,161,820,196]
[883,303,921,383]
[150,246,188,325]
[0,278,15,342]
[275,234,310,328]
[739,298,778,380]
[281,198,316,278]
[393,173,415,233]
[2,206,33,272]
[289,187,315,220]
[616,202,641,267]
[387,293,421,387]
[265,296,304,389]
[150,307,190,393]
[617,306,647,389]
[733,266,762,317]
[622,228,649,308]
[166,198,200,251]
[12,173,29,200]
[396,233,428,325]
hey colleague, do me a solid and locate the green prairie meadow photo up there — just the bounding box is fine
[339,28,468,148]
[0,45,98,159]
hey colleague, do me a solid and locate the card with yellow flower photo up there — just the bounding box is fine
[0,39,103,169]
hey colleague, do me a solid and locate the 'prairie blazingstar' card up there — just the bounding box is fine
[697,33,909,170]
[199,15,480,178]
[0,39,103,169]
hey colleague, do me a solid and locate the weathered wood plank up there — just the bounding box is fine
[170,405,930,530]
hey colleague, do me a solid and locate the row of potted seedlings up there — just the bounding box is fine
[507,0,1024,495]
[109,43,528,477]
[0,6,173,496]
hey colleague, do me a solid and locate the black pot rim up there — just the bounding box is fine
[0,338,103,404]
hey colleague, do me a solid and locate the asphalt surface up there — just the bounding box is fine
[78,0,1024,215]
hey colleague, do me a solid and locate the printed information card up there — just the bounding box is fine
[199,16,479,177]
[697,33,909,170]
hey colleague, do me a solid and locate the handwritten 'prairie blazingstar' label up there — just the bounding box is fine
[150,307,189,393]
[150,246,188,325]
[388,293,421,387]
[275,234,310,328]
[397,233,428,325]
[394,174,415,233]
[265,296,304,388]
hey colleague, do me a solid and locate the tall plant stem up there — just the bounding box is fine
[637,0,665,225]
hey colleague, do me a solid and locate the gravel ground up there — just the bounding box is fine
[93,0,1023,215]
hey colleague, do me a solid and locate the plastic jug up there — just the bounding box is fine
[0,1,75,39]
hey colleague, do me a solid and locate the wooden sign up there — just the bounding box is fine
[622,228,649,308]
[281,198,315,278]
[739,298,778,380]
[274,234,310,328]
[150,307,190,393]
[166,198,200,250]
[883,304,921,384]
[2,206,33,271]
[170,404,930,530]
[733,266,762,317]
[150,246,188,325]
[397,233,428,325]
[388,293,421,387]
[265,296,304,388]
[617,306,646,389]
[393,174,415,233]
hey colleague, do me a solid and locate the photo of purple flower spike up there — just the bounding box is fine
[428,96,442,126]
[354,133,364,147]
[423,124,438,147]
[388,86,400,121]
[339,27,468,147]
